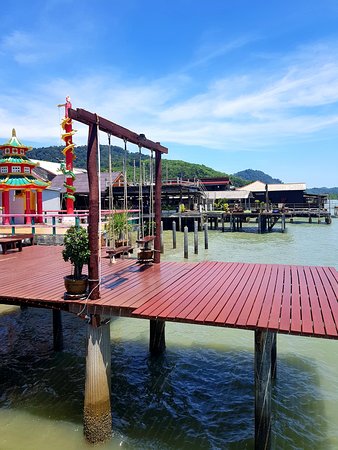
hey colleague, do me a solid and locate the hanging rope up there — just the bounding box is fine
[138,144,144,239]
[107,134,115,248]
[97,120,102,284]
[149,150,154,236]
[123,139,129,245]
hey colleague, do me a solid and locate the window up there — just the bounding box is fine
[24,167,30,173]
[12,166,21,173]
[4,148,10,155]
[12,149,18,154]
[20,149,25,155]
[1,166,8,173]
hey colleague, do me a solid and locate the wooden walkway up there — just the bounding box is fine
[0,245,337,340]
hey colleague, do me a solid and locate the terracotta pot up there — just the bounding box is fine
[64,275,88,295]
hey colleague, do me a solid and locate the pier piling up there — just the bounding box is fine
[84,316,112,444]
[52,309,63,352]
[204,223,208,249]
[149,320,166,355]
[172,220,177,249]
[194,220,198,254]
[184,226,188,259]
[255,330,273,450]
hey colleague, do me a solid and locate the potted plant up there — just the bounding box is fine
[62,225,90,297]
[105,212,131,247]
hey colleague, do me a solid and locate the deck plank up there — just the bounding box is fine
[0,246,337,340]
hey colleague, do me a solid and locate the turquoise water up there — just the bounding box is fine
[0,218,337,449]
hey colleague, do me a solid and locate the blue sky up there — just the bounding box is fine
[1,0,338,187]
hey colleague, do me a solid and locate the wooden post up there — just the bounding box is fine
[172,220,177,249]
[87,122,100,300]
[178,213,182,232]
[149,320,166,355]
[184,226,188,259]
[160,220,164,253]
[194,220,198,254]
[84,317,112,444]
[154,150,162,263]
[255,330,272,450]
[221,215,225,232]
[204,223,208,249]
[281,214,286,233]
[53,309,63,352]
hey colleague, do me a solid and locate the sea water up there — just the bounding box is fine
[0,218,337,450]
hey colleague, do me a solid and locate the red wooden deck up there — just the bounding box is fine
[0,246,337,339]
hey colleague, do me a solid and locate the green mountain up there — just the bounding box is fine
[233,169,282,184]
[306,187,338,199]
[29,145,247,187]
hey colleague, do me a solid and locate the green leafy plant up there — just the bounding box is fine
[179,203,185,213]
[105,212,131,241]
[214,199,229,211]
[62,226,90,279]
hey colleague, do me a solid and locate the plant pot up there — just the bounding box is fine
[64,275,88,296]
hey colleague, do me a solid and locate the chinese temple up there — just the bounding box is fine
[0,129,50,225]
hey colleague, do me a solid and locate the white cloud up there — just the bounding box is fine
[1,39,338,156]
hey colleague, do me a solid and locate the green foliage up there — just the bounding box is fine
[214,199,229,211]
[30,146,255,187]
[62,226,90,279]
[105,212,131,240]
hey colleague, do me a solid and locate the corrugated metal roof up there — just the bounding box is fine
[49,172,122,193]
[31,159,87,176]
[238,180,306,192]
[206,190,253,200]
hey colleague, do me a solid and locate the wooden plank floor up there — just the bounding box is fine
[0,246,337,339]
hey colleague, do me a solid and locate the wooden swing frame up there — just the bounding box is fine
[68,107,168,299]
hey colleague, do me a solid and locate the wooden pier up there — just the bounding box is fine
[162,208,331,234]
[0,245,337,449]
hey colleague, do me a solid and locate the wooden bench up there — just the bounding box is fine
[106,245,133,263]
[0,234,35,255]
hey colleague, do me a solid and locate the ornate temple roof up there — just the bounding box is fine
[0,175,49,189]
[0,128,32,151]
[0,130,49,190]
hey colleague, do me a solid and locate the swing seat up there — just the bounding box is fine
[137,248,154,264]
[106,245,133,263]
[136,235,155,251]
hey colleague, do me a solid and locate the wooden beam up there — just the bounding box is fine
[87,123,100,300]
[68,108,168,154]
[154,150,162,263]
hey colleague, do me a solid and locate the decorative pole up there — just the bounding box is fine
[58,96,76,214]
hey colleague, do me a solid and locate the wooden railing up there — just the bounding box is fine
[0,209,139,236]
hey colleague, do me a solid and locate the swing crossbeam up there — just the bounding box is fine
[68,108,168,154]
